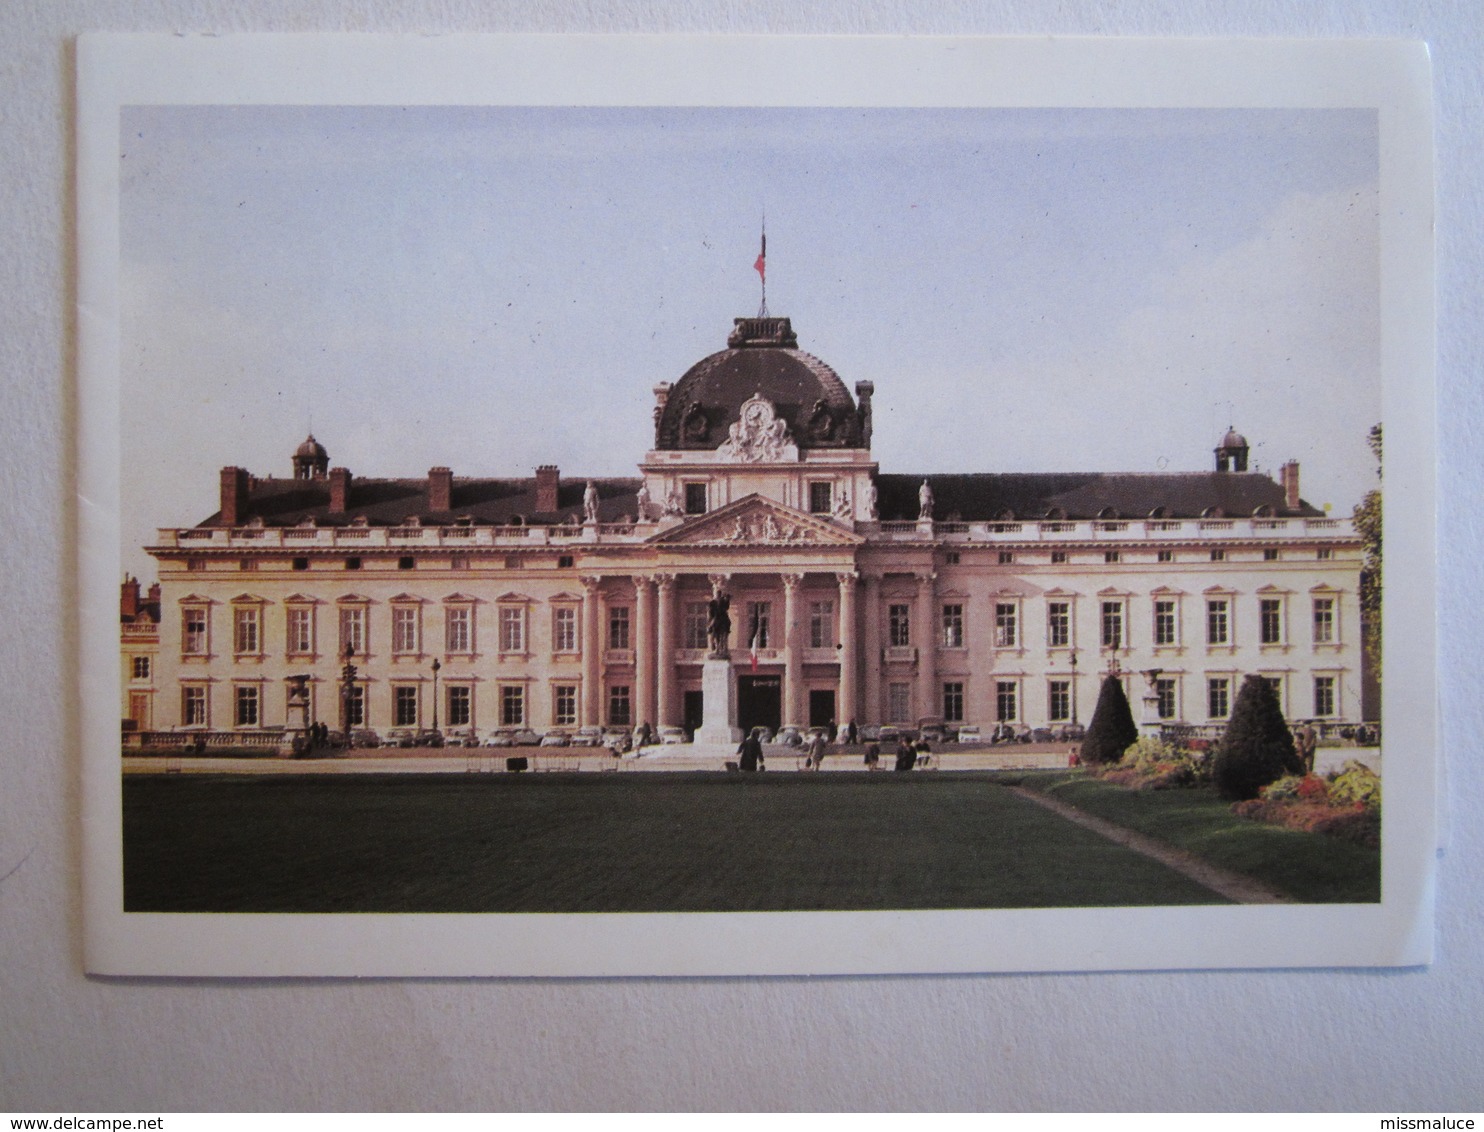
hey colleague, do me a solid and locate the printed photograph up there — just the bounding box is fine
[113,99,1387,917]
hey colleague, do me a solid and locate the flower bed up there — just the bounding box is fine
[1091,736,1208,791]
[1229,763,1381,849]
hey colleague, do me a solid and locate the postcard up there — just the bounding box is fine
[79,34,1435,976]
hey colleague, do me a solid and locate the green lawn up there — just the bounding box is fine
[123,772,1233,912]
[1012,771,1380,903]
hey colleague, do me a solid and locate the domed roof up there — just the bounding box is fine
[655,317,865,451]
[1219,426,1249,450]
[295,434,328,461]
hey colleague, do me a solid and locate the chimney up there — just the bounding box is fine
[428,466,453,512]
[146,582,160,608]
[535,465,560,512]
[1281,461,1301,510]
[329,466,352,513]
[219,466,250,526]
[120,575,140,621]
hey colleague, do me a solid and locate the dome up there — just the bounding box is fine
[654,317,867,451]
[292,433,330,479]
[1219,427,1248,450]
[295,434,328,461]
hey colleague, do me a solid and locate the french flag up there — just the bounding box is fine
[753,231,766,281]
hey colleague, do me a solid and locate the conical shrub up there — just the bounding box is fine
[1212,674,1304,800]
[1080,674,1138,765]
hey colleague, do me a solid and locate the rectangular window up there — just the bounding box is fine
[1157,549,1175,563]
[345,685,365,727]
[888,683,911,723]
[553,606,578,653]
[1313,597,1336,644]
[994,602,1018,648]
[1048,679,1071,723]
[809,601,834,649]
[942,604,964,649]
[1314,675,1336,717]
[451,556,471,571]
[234,685,259,727]
[182,607,208,655]
[1051,550,1068,564]
[447,686,471,727]
[684,482,708,515]
[1317,547,1333,560]
[286,607,313,656]
[554,685,578,727]
[683,602,709,650]
[996,681,1018,722]
[944,551,961,565]
[131,655,151,680]
[1210,548,1226,562]
[394,685,419,727]
[1100,601,1123,650]
[998,551,1014,565]
[233,607,260,655]
[182,685,207,726]
[392,606,420,654]
[609,684,632,727]
[338,606,366,656]
[888,604,911,648]
[608,606,631,651]
[1104,550,1121,564]
[1047,601,1071,648]
[1207,677,1230,720]
[1206,599,1230,645]
[1264,548,1280,561]
[808,482,832,514]
[943,682,964,723]
[745,602,771,649]
[499,607,525,653]
[446,606,472,653]
[1154,600,1177,646]
[500,685,524,726]
[1155,678,1177,720]
[1260,598,1284,645]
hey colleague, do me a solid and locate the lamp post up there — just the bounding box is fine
[1069,649,1079,726]
[340,643,358,748]
[430,657,441,734]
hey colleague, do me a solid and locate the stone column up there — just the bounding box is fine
[860,572,881,725]
[633,576,654,730]
[915,571,938,725]
[653,573,676,729]
[782,573,804,728]
[836,571,859,730]
[581,575,602,727]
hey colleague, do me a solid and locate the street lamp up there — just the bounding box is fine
[1069,649,1079,726]
[430,657,441,734]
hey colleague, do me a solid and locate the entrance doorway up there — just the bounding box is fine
[808,689,837,731]
[737,675,782,736]
[682,690,705,739]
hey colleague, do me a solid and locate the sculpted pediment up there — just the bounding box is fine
[649,494,863,548]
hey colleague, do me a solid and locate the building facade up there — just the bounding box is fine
[137,314,1364,743]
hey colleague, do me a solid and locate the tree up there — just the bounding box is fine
[1079,673,1138,765]
[1352,423,1382,677]
[1211,674,1304,800]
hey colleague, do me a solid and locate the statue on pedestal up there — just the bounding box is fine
[706,593,732,657]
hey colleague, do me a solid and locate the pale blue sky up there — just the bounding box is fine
[120,105,1379,577]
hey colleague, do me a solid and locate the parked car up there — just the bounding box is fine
[511,728,542,747]
[858,724,882,743]
[482,730,515,748]
[347,728,381,749]
[539,731,571,747]
[571,726,603,747]
[1030,727,1055,743]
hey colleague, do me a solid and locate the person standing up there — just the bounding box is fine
[894,735,917,772]
[864,740,881,770]
[738,728,763,773]
[806,730,827,771]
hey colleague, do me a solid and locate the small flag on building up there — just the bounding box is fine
[754,231,766,280]
[748,606,761,672]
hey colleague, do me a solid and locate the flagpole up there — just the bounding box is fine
[755,217,768,318]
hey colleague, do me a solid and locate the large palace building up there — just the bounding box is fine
[130,314,1364,745]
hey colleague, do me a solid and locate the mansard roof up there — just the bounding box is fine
[875,471,1323,522]
[201,475,644,528]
